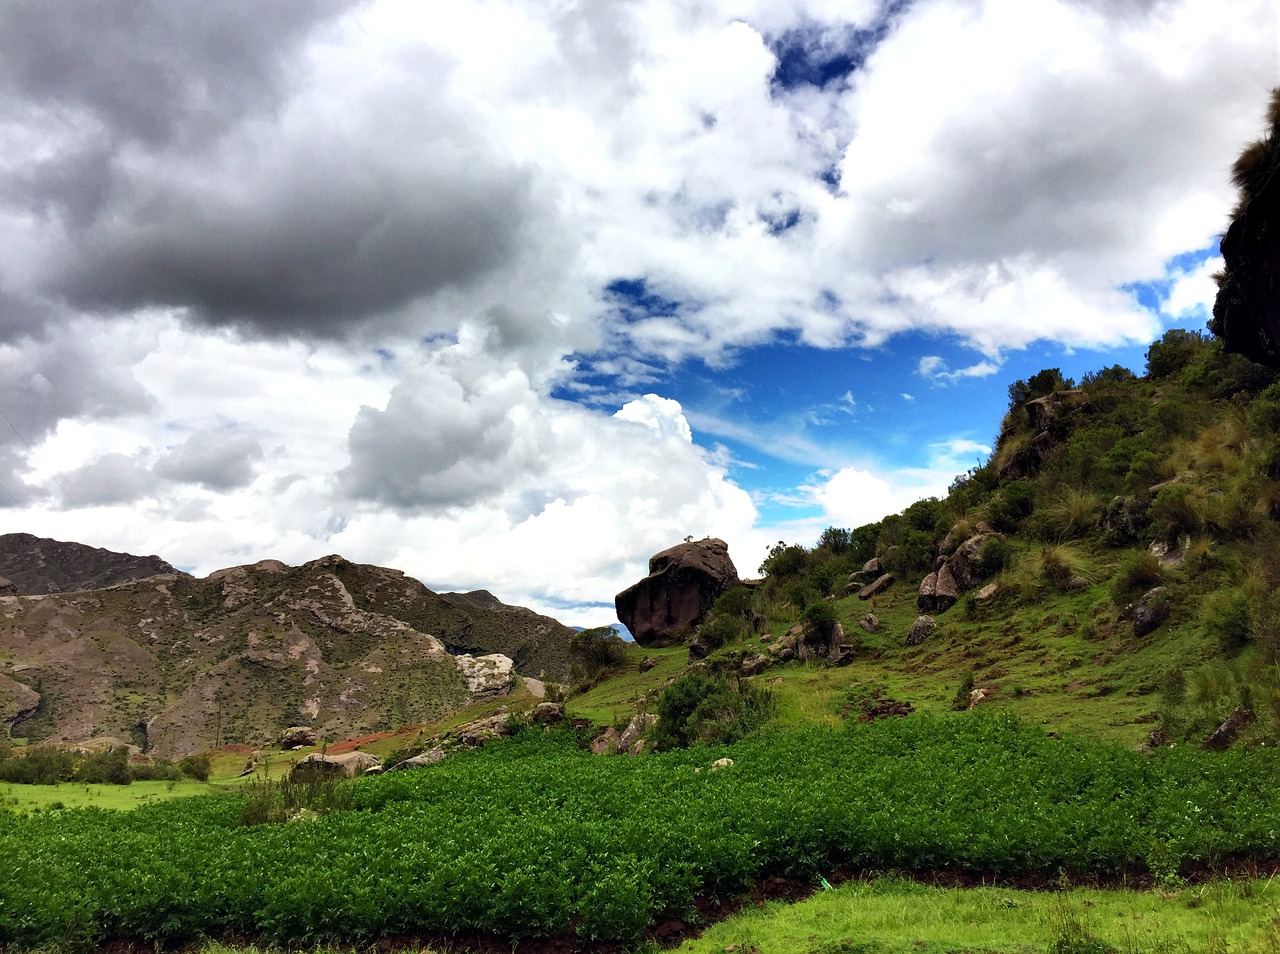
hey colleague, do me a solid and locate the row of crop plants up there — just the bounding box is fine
[2,714,1278,949]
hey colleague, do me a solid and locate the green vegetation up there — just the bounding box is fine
[2,716,1280,949]
[677,876,1280,953]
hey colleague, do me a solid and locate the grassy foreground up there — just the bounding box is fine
[678,877,1280,953]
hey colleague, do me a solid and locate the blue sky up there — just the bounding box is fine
[0,0,1270,624]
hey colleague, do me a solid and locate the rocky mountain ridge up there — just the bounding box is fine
[0,532,179,595]
[0,547,574,757]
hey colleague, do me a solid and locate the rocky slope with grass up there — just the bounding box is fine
[0,552,574,757]
[568,330,1280,754]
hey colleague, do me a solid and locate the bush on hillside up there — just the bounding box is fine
[1145,329,1208,379]
[1109,551,1164,606]
[74,746,132,785]
[652,670,774,749]
[987,481,1034,533]
[569,626,629,689]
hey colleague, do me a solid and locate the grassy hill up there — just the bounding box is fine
[568,330,1280,754]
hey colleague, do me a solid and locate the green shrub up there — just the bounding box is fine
[0,746,78,785]
[178,753,212,782]
[1148,483,1206,543]
[803,600,838,640]
[569,626,629,688]
[1109,551,1164,605]
[651,670,774,749]
[1145,328,1208,379]
[988,482,1035,533]
[1203,588,1252,652]
[74,746,131,785]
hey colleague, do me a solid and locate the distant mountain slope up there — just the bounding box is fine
[0,532,180,594]
[0,553,574,757]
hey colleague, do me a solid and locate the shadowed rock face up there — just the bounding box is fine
[615,539,739,647]
[1213,87,1280,368]
[0,533,179,594]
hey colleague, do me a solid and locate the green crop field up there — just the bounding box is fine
[3,714,1279,950]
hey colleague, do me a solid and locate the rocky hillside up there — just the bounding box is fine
[0,553,574,757]
[0,532,179,595]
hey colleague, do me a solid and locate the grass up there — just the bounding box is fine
[567,644,688,725]
[0,779,228,811]
[677,877,1280,954]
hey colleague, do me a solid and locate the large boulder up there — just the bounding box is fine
[857,573,894,600]
[615,539,739,647]
[294,751,381,778]
[906,616,936,646]
[453,653,516,698]
[1133,587,1170,638]
[280,726,317,750]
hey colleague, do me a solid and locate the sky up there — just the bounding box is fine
[0,0,1275,628]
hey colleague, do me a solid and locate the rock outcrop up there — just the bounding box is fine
[1212,87,1280,368]
[906,616,936,646]
[453,653,516,698]
[917,528,1002,614]
[615,539,739,647]
[294,750,381,777]
[997,390,1091,481]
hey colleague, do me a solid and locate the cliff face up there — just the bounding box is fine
[0,533,180,595]
[1213,87,1280,369]
[0,554,574,757]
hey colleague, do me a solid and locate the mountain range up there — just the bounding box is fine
[0,538,574,757]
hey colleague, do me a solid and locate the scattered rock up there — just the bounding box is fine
[1149,535,1192,568]
[1133,587,1170,638]
[389,746,446,771]
[857,573,894,600]
[454,711,515,747]
[589,728,619,754]
[906,616,936,646]
[280,726,317,750]
[934,564,959,611]
[614,539,740,647]
[741,653,771,677]
[858,614,880,633]
[861,557,883,575]
[639,656,658,672]
[0,576,16,597]
[1204,706,1256,751]
[617,713,657,753]
[709,757,734,771]
[533,702,565,724]
[917,572,938,612]
[974,582,999,601]
[1066,575,1090,591]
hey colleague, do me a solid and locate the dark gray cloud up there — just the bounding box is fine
[1,0,537,341]
[49,154,535,337]
[155,430,263,490]
[0,0,358,149]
